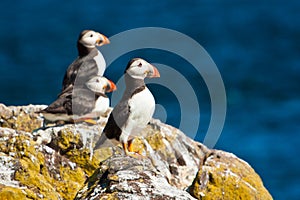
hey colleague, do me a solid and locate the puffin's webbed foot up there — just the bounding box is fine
[122,142,146,159]
[74,118,98,125]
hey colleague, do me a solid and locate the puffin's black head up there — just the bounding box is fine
[125,58,160,79]
[125,58,140,72]
[78,30,110,48]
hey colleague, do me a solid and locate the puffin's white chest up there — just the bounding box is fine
[93,50,106,76]
[128,87,155,126]
[93,96,109,115]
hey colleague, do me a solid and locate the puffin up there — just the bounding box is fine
[94,58,160,157]
[39,76,116,125]
[61,30,110,93]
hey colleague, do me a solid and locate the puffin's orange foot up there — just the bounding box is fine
[83,118,97,125]
[125,151,146,159]
[74,118,97,125]
[123,142,146,159]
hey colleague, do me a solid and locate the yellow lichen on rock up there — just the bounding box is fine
[0,184,45,200]
[15,159,60,200]
[66,148,101,176]
[55,128,82,152]
[0,126,88,200]
[0,186,28,200]
[189,151,273,200]
[56,166,86,200]
[0,105,273,200]
[146,131,165,151]
[14,112,40,133]
[48,127,99,176]
[93,147,114,163]
[13,144,87,200]
[0,104,44,132]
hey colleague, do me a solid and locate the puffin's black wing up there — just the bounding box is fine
[71,88,96,116]
[62,49,100,91]
[41,89,73,115]
[62,58,82,91]
[72,59,98,87]
[104,99,131,140]
[94,100,130,150]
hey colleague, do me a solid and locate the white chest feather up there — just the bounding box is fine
[94,51,106,76]
[128,87,155,126]
[93,96,109,115]
[119,87,156,143]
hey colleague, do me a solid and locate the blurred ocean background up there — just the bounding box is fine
[0,0,299,199]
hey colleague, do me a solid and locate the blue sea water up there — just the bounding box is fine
[0,0,299,199]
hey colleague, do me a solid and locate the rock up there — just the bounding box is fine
[188,150,273,200]
[128,119,208,190]
[0,103,45,132]
[0,127,86,200]
[0,104,273,200]
[75,155,196,200]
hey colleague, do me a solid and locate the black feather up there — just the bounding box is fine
[62,48,99,91]
[124,58,140,72]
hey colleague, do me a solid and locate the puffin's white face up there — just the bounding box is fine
[126,58,160,79]
[79,30,110,48]
[86,76,117,93]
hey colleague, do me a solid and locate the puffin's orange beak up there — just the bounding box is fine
[106,80,117,92]
[96,33,110,46]
[148,65,160,78]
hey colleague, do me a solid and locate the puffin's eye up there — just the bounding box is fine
[138,63,142,67]
[90,34,93,37]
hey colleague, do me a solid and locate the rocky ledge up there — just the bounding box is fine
[0,104,273,200]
